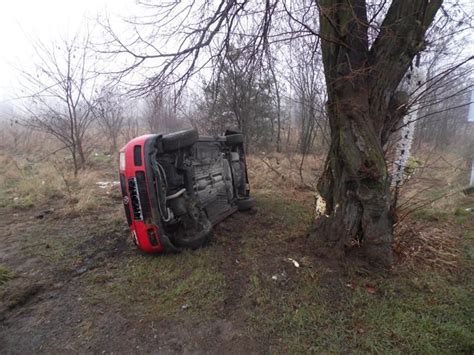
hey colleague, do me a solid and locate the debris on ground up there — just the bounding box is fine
[34,209,55,219]
[365,284,378,295]
[288,258,300,268]
[95,181,120,189]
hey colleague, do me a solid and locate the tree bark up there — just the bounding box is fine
[314,91,393,266]
[314,0,442,267]
[71,145,79,177]
[111,134,118,154]
[77,138,86,170]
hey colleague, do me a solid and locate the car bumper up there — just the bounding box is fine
[119,134,165,253]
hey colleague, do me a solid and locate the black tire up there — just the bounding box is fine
[167,195,214,250]
[225,134,244,146]
[188,230,214,250]
[236,197,255,211]
[162,129,198,152]
[172,217,213,249]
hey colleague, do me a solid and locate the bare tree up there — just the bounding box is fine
[102,0,472,266]
[144,86,180,133]
[266,50,283,152]
[123,114,141,143]
[415,69,473,152]
[18,31,98,175]
[287,35,328,156]
[95,86,125,153]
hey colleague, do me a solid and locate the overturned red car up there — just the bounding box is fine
[118,129,254,253]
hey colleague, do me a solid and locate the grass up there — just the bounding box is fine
[66,189,474,353]
[81,191,314,328]
[230,192,474,353]
[86,248,226,321]
[247,196,474,353]
[0,264,13,286]
[240,248,473,352]
[256,193,474,353]
[411,208,452,222]
[92,186,474,352]
[0,151,120,214]
[18,219,94,266]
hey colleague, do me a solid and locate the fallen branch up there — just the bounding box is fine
[257,155,286,181]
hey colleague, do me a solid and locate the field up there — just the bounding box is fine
[0,150,473,353]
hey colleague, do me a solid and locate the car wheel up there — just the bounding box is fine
[162,129,198,152]
[225,134,244,146]
[236,197,255,211]
[173,217,213,249]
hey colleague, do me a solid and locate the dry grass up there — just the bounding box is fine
[397,148,470,216]
[394,218,465,270]
[394,148,472,271]
[0,153,65,208]
[0,149,119,214]
[246,153,324,201]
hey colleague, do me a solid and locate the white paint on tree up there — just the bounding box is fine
[468,90,474,122]
[468,91,473,186]
[392,66,426,186]
[470,160,474,186]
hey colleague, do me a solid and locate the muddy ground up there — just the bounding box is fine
[0,205,262,352]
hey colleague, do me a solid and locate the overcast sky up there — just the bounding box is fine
[0,0,133,105]
[1,0,473,111]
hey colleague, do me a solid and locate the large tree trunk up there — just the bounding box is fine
[314,91,393,266]
[313,0,442,267]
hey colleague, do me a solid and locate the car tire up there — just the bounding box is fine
[162,129,198,152]
[225,134,244,146]
[173,217,213,249]
[236,197,255,211]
